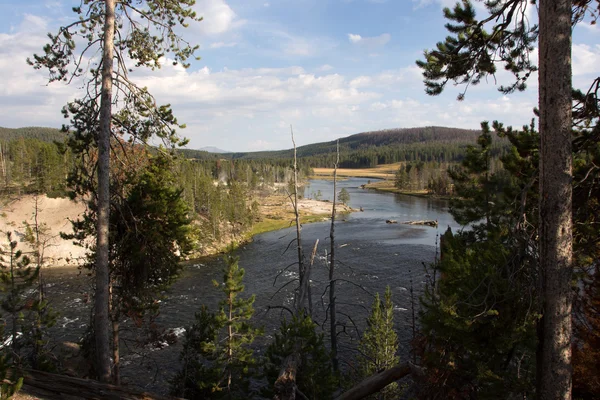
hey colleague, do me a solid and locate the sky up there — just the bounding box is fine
[0,0,598,152]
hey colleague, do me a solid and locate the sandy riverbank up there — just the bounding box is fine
[0,193,352,267]
[0,195,88,266]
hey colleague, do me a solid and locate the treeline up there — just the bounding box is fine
[179,126,488,168]
[0,130,314,253]
[0,137,72,196]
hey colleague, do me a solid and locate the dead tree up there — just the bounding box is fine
[334,363,410,400]
[329,139,340,372]
[290,125,308,313]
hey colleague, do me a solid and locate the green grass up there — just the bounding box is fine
[248,214,331,237]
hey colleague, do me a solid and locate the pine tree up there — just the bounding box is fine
[172,255,260,399]
[213,254,261,397]
[337,187,350,205]
[170,306,223,399]
[417,1,579,395]
[357,286,400,399]
[30,0,200,381]
[0,232,38,368]
[263,313,336,400]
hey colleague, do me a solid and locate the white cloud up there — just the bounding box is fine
[209,41,237,49]
[347,33,391,47]
[191,0,241,35]
[572,43,600,76]
[317,64,334,72]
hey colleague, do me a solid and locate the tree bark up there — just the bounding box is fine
[95,0,115,383]
[18,369,183,400]
[273,353,300,400]
[538,0,573,399]
[334,363,410,400]
[329,140,339,372]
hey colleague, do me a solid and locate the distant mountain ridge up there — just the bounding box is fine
[183,126,480,160]
[199,146,230,154]
[1,125,482,166]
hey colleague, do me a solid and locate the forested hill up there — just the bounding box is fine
[1,125,484,168]
[0,126,66,142]
[184,126,482,168]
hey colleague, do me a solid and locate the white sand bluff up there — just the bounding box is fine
[0,195,88,266]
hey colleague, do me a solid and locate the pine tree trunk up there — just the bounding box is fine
[538,0,573,398]
[95,0,115,383]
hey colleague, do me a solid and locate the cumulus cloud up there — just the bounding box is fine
[191,0,241,35]
[572,43,600,76]
[347,33,391,47]
[0,10,543,151]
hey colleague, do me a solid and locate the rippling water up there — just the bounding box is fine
[43,178,460,393]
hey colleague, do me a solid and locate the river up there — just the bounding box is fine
[42,177,460,393]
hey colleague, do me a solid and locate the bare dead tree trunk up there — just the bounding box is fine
[538,0,573,399]
[307,240,319,317]
[290,126,306,313]
[329,140,339,372]
[95,0,115,383]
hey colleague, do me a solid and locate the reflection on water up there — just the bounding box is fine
[43,178,460,393]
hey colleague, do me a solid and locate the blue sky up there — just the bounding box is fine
[0,0,598,151]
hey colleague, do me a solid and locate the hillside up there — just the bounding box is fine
[0,126,66,142]
[1,125,484,168]
[183,126,480,163]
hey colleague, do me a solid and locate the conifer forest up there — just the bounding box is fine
[0,0,598,399]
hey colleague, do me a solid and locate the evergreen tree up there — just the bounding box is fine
[0,232,38,368]
[394,164,410,190]
[357,286,400,400]
[417,1,586,395]
[263,313,336,400]
[416,122,541,398]
[213,254,261,397]
[172,255,260,399]
[30,0,200,381]
[171,306,223,399]
[337,187,350,205]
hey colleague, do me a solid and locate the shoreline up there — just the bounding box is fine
[0,193,352,267]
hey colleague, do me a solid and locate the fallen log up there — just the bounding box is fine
[385,220,397,224]
[334,363,410,400]
[401,220,438,227]
[17,369,181,400]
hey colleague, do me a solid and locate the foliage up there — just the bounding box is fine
[337,187,350,205]
[172,255,260,399]
[357,286,400,399]
[0,233,38,366]
[170,306,222,399]
[416,0,538,99]
[21,197,59,371]
[109,154,194,317]
[416,121,541,399]
[573,268,600,399]
[263,313,336,400]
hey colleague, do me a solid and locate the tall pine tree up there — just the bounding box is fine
[357,286,400,399]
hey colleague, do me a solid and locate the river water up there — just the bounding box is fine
[43,178,460,393]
